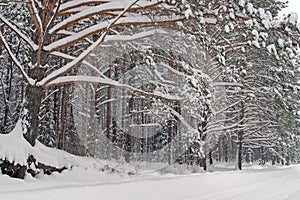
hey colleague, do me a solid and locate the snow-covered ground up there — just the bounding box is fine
[1,120,300,200]
[1,163,300,200]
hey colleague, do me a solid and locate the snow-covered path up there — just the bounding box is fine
[1,165,300,200]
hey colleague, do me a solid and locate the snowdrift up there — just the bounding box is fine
[0,120,76,168]
[0,119,91,178]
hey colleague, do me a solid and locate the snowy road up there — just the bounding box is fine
[1,165,300,200]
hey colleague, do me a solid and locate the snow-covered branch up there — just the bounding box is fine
[59,0,126,13]
[45,76,181,101]
[105,29,168,43]
[38,0,141,86]
[50,51,107,78]
[27,0,44,68]
[45,15,185,52]
[168,105,198,134]
[51,1,161,34]
[0,31,34,85]
[0,14,38,50]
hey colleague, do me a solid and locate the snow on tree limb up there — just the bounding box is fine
[57,29,168,44]
[45,76,181,101]
[44,0,62,34]
[0,14,38,50]
[51,51,108,78]
[0,31,35,85]
[105,29,168,42]
[27,0,44,68]
[27,0,43,36]
[45,15,185,52]
[205,118,246,135]
[168,106,197,134]
[51,1,161,34]
[38,0,142,86]
[211,82,244,87]
[59,0,127,13]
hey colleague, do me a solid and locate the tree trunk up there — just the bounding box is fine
[238,140,242,170]
[2,61,12,133]
[236,132,243,170]
[23,68,45,146]
[209,151,213,165]
[200,157,207,170]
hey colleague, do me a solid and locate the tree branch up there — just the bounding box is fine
[45,15,186,52]
[0,14,38,50]
[45,75,181,101]
[51,0,161,34]
[50,51,107,78]
[38,0,141,86]
[0,31,34,85]
[27,0,44,68]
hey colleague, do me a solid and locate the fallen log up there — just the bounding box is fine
[0,155,67,179]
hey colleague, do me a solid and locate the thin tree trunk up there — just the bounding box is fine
[2,61,12,133]
[209,151,213,165]
[238,134,242,170]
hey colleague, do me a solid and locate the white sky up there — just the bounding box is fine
[282,0,300,15]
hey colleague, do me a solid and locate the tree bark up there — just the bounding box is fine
[23,68,45,146]
[209,151,213,165]
[236,132,243,170]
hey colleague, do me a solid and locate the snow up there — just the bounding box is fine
[46,13,185,52]
[184,5,193,19]
[1,120,300,200]
[246,3,254,15]
[51,1,160,34]
[0,14,38,50]
[288,12,298,25]
[229,9,235,19]
[251,29,259,40]
[1,161,300,200]
[46,75,181,101]
[105,29,168,42]
[0,119,75,167]
[262,19,271,29]
[30,0,43,35]
[267,44,279,59]
[224,25,230,33]
[238,0,245,7]
[0,32,35,86]
[245,19,253,28]
[252,40,260,48]
[258,8,266,20]
[60,0,134,12]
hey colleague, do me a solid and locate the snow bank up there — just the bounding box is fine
[0,119,76,168]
